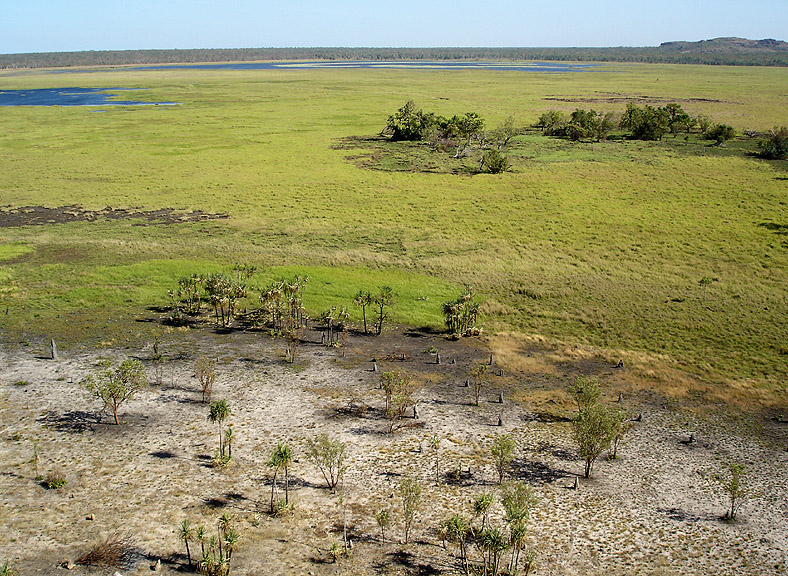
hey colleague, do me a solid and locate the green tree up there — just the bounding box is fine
[719,462,746,521]
[470,363,489,406]
[373,285,397,335]
[353,290,373,334]
[620,103,669,140]
[480,526,509,576]
[195,356,217,403]
[399,477,422,544]
[444,514,470,575]
[208,400,230,459]
[179,520,194,569]
[572,403,618,478]
[480,148,511,173]
[82,358,147,425]
[472,491,496,531]
[381,370,420,433]
[267,442,294,512]
[375,508,391,543]
[758,126,788,159]
[491,434,517,484]
[442,286,481,338]
[383,101,436,141]
[706,123,736,144]
[567,375,601,411]
[489,115,516,149]
[305,434,347,492]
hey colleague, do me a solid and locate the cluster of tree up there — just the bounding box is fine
[179,514,240,575]
[438,481,537,576]
[4,40,788,69]
[382,102,514,173]
[538,102,736,143]
[442,286,482,338]
[169,264,256,327]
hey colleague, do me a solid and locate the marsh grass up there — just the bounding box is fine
[0,64,786,391]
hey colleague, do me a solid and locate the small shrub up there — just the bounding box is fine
[0,560,17,576]
[43,469,67,490]
[758,126,788,159]
[76,534,135,568]
[705,123,735,144]
[272,498,294,517]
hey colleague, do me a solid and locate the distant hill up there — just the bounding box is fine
[1,38,787,69]
[659,37,788,53]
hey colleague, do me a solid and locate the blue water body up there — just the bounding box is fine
[0,87,178,107]
[122,60,598,73]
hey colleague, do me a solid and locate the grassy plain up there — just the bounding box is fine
[0,62,786,393]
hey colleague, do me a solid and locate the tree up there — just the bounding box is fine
[429,434,441,485]
[83,358,147,425]
[489,116,516,149]
[195,356,217,403]
[208,400,230,460]
[383,101,436,141]
[500,481,536,574]
[444,514,470,575]
[179,520,194,569]
[470,363,489,406]
[572,402,617,478]
[305,434,347,492]
[567,375,601,411]
[353,290,372,334]
[535,110,565,135]
[267,442,293,512]
[472,491,495,531]
[480,527,509,576]
[399,476,422,544]
[381,370,419,433]
[480,149,510,174]
[373,285,397,335]
[706,123,736,144]
[719,462,746,521]
[491,434,516,484]
[664,103,693,135]
[758,126,788,159]
[442,286,481,338]
[620,103,669,140]
[375,508,391,543]
[451,112,486,158]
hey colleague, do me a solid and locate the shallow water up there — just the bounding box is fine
[0,87,177,107]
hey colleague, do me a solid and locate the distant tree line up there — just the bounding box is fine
[3,43,788,69]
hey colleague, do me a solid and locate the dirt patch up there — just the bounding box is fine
[542,94,732,105]
[1,328,786,576]
[0,205,228,228]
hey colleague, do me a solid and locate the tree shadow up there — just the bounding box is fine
[758,222,788,235]
[512,459,573,484]
[37,410,101,434]
[149,451,176,459]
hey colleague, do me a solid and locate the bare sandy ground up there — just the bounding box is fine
[1,328,786,575]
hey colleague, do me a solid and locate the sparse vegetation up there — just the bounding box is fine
[195,356,217,403]
[82,358,147,425]
[399,476,422,544]
[305,434,347,492]
[719,462,746,521]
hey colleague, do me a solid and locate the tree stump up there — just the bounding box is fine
[617,359,624,369]
[489,353,494,365]
[573,476,579,490]
[497,414,503,426]
[451,358,456,365]
[464,379,469,387]
[373,361,378,372]
[436,352,441,365]
[413,404,419,420]
[50,339,58,361]
[498,369,504,377]
[498,392,504,404]
[618,392,623,403]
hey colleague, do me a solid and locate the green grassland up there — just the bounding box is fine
[0,63,786,390]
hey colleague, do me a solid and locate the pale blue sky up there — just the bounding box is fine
[1,0,786,54]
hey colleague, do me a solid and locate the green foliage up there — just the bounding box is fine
[758,126,788,159]
[381,370,419,433]
[398,476,422,544]
[305,434,347,492]
[620,103,670,140]
[491,434,517,484]
[374,508,391,542]
[383,101,437,141]
[208,399,230,459]
[442,286,481,338]
[567,376,601,411]
[480,149,511,173]
[43,469,67,489]
[267,441,294,512]
[706,123,736,144]
[82,358,147,425]
[472,491,496,530]
[719,462,746,521]
[572,403,619,478]
[0,560,16,576]
[373,285,397,335]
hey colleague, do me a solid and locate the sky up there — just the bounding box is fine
[1,0,787,54]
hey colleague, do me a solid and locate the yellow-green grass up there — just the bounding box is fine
[0,63,786,389]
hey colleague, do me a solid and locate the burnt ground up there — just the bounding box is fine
[1,325,787,576]
[0,205,228,227]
